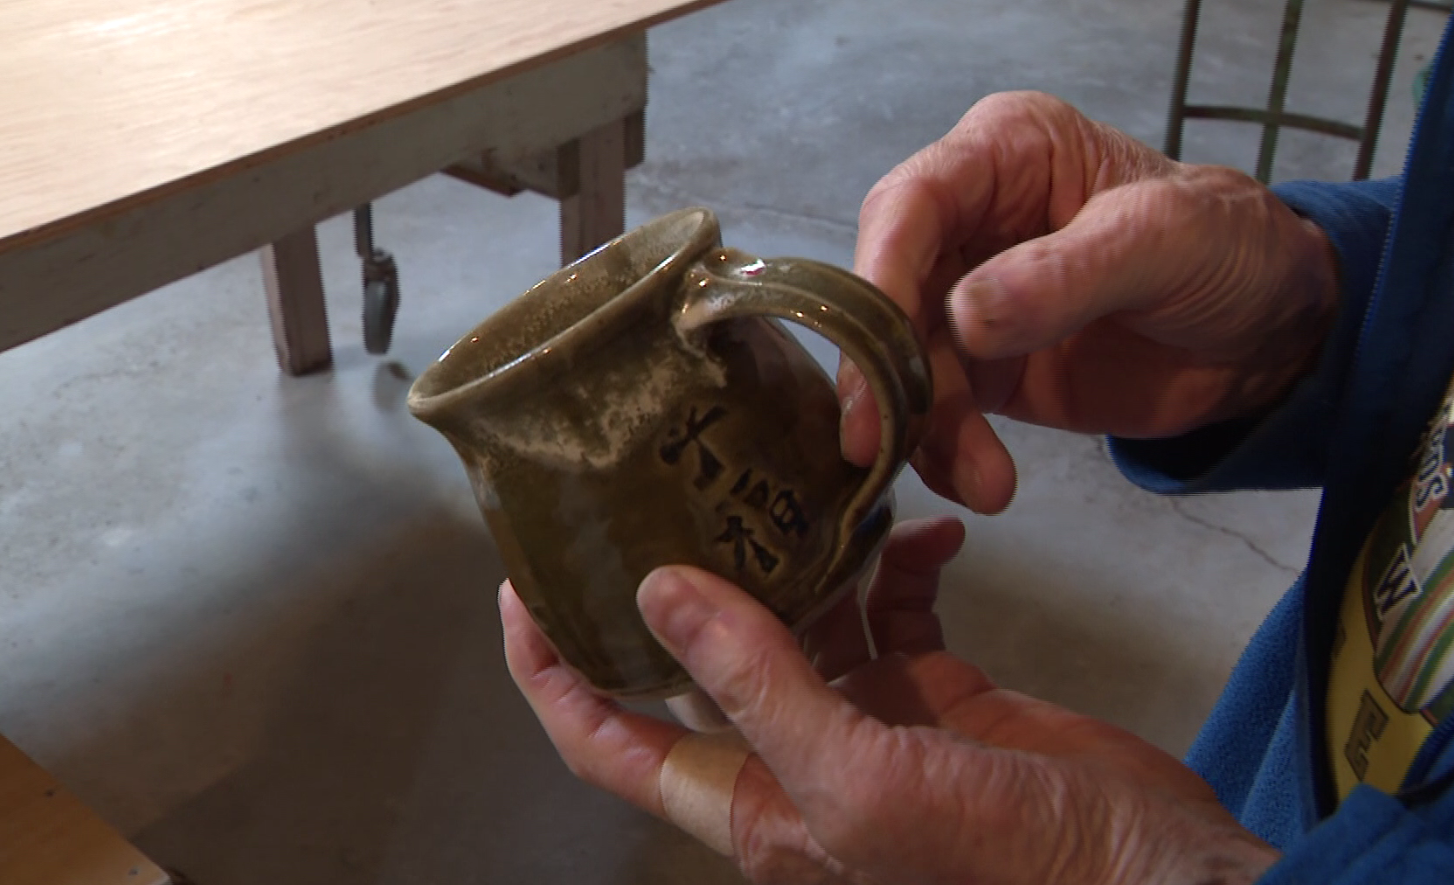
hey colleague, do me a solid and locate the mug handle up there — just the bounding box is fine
[674,247,933,551]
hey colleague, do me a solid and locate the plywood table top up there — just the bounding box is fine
[0,734,170,885]
[0,0,716,251]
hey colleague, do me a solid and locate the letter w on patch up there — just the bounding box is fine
[1374,545,1420,624]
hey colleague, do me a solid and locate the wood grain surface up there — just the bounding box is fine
[0,36,650,354]
[0,0,717,246]
[0,734,169,885]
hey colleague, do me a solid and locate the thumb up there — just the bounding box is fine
[636,566,1045,883]
[637,567,876,819]
[948,177,1195,361]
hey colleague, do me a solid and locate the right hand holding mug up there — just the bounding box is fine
[839,91,1341,513]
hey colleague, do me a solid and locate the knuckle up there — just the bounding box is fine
[858,161,924,222]
[961,89,1073,131]
[1012,232,1058,266]
[738,846,827,885]
[735,819,821,885]
[1182,162,1259,191]
[732,761,834,884]
[557,746,593,783]
[859,134,964,224]
[554,709,614,787]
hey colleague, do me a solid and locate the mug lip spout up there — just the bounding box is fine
[407,206,719,427]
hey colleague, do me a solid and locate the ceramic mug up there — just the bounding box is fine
[408,207,930,699]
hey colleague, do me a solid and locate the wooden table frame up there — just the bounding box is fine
[2,3,720,878]
[0,34,648,375]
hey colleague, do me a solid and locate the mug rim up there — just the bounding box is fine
[407,206,718,426]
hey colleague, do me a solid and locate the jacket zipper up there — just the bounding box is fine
[1311,29,1451,814]
[1377,37,1454,797]
[1345,17,1453,373]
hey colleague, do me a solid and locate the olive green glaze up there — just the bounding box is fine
[408,208,930,698]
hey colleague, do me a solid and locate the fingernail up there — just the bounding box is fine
[838,370,868,443]
[960,275,1007,305]
[950,276,1008,336]
[638,569,718,652]
[954,459,983,505]
[838,365,867,409]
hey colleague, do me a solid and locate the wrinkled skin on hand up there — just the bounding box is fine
[839,91,1340,513]
[503,518,1281,885]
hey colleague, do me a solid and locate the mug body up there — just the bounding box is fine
[410,210,893,697]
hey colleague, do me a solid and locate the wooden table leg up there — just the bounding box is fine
[559,118,627,264]
[259,227,333,375]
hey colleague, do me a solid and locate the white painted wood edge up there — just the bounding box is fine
[0,35,646,354]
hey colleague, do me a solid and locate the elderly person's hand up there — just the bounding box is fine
[840,91,1340,513]
[502,518,1280,884]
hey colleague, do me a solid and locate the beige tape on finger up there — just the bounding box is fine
[659,731,752,856]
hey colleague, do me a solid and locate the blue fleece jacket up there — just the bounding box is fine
[1107,19,1454,882]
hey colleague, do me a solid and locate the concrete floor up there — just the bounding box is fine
[0,0,1447,882]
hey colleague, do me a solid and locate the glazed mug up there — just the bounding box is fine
[408,207,930,700]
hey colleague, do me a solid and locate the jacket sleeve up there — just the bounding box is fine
[1256,783,1454,884]
[1108,177,1401,495]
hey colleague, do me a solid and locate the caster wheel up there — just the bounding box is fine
[363,253,400,355]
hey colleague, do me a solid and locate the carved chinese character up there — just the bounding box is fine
[730,469,809,539]
[660,405,727,490]
[768,489,810,538]
[714,515,780,575]
[730,468,773,509]
[729,469,752,495]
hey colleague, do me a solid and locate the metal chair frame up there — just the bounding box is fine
[1165,0,1417,182]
